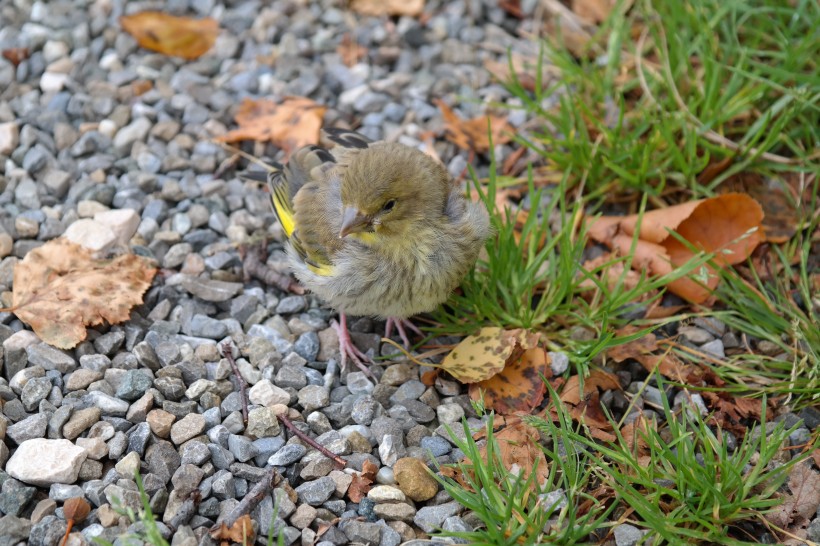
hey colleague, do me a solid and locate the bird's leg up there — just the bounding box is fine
[331,313,374,376]
[385,317,423,350]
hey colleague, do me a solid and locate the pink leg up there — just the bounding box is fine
[331,313,374,376]
[385,317,423,349]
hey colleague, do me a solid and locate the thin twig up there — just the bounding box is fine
[239,242,305,294]
[214,467,282,529]
[213,140,280,171]
[277,413,347,469]
[636,28,814,166]
[221,341,249,424]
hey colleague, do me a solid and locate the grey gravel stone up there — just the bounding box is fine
[614,523,644,546]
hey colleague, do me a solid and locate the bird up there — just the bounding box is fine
[255,128,491,372]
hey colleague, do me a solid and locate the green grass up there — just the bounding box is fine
[434,402,617,545]
[582,378,802,545]
[435,380,810,545]
[93,473,169,546]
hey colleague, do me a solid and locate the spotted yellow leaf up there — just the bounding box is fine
[441,327,540,384]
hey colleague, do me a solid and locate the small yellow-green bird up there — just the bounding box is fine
[259,128,491,372]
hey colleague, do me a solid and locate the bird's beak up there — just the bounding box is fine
[339,207,371,238]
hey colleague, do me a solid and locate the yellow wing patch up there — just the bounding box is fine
[270,179,296,238]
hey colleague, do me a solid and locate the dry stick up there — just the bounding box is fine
[214,467,283,530]
[635,28,817,166]
[221,341,249,424]
[277,413,347,469]
[239,242,305,294]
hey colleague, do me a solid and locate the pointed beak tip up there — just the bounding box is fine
[339,207,369,238]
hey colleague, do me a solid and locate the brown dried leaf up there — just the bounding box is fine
[63,497,91,522]
[210,514,255,544]
[9,238,156,349]
[559,370,621,405]
[2,47,30,66]
[337,34,367,67]
[215,97,326,156]
[571,0,619,24]
[120,12,219,60]
[469,346,550,414]
[766,462,820,529]
[349,0,424,17]
[347,459,378,503]
[441,327,539,384]
[435,99,512,153]
[587,193,765,303]
[490,422,549,487]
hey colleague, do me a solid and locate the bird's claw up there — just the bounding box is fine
[331,318,375,378]
[385,317,423,350]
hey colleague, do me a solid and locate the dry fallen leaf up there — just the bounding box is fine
[337,33,367,67]
[469,346,551,414]
[587,193,765,303]
[120,12,219,60]
[2,47,30,66]
[210,514,255,545]
[441,327,540,384]
[350,0,425,17]
[571,0,624,24]
[7,238,156,349]
[448,419,550,495]
[607,328,700,383]
[766,462,820,529]
[348,459,378,502]
[435,99,512,154]
[216,97,326,156]
[559,369,621,405]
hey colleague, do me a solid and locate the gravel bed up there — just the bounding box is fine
[1,0,819,545]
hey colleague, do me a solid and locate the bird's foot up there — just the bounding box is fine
[385,317,423,350]
[331,316,374,377]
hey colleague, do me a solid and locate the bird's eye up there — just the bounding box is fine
[383,199,396,212]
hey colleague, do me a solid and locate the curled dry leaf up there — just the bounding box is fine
[7,238,156,349]
[120,12,219,60]
[441,327,540,384]
[210,514,255,545]
[348,459,378,502]
[435,99,512,153]
[469,346,551,414]
[349,0,425,17]
[587,193,765,303]
[215,97,326,156]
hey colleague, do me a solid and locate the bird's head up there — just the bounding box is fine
[339,142,450,243]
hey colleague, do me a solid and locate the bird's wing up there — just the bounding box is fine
[251,129,375,277]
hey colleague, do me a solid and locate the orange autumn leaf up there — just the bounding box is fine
[451,420,549,493]
[435,99,512,153]
[469,346,550,414]
[216,97,326,155]
[441,327,540,383]
[6,238,156,349]
[350,0,425,17]
[210,514,255,545]
[587,193,764,303]
[120,12,219,60]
